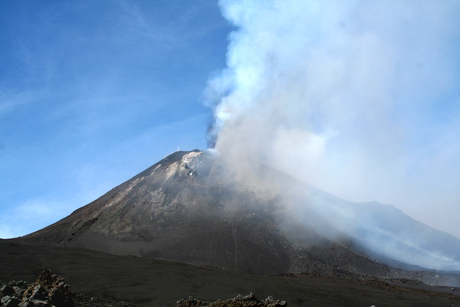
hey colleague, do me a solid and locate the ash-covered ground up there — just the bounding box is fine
[1,241,459,307]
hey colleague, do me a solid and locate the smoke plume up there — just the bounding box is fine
[205,0,460,240]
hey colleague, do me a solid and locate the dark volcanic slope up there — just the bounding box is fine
[13,150,460,285]
[1,241,460,307]
[17,150,293,274]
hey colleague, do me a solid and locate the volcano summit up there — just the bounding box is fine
[14,150,460,286]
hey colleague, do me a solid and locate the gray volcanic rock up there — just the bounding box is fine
[0,269,141,307]
[177,293,286,307]
[0,268,74,307]
[14,150,460,284]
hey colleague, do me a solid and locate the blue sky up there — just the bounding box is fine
[0,1,231,238]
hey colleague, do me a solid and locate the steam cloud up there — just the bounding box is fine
[205,0,460,239]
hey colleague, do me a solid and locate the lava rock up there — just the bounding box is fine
[0,268,75,307]
[2,296,21,307]
[177,292,286,307]
[22,268,74,307]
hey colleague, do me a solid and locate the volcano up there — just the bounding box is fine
[14,150,460,285]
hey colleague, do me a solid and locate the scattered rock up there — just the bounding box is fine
[177,292,286,307]
[0,268,74,307]
[0,270,142,307]
[2,272,286,307]
[2,296,21,307]
[22,268,75,307]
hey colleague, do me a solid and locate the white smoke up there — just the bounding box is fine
[206,0,460,240]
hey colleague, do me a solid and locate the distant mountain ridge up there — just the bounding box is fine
[13,150,460,286]
[286,178,460,271]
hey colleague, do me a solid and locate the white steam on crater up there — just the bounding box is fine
[205,0,460,238]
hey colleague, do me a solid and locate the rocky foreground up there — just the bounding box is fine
[0,269,286,307]
[0,268,139,307]
[176,293,285,307]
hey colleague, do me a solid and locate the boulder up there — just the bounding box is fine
[0,268,74,307]
[21,268,74,307]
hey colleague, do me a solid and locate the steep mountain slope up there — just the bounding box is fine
[14,150,460,284]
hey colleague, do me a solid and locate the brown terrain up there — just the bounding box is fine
[2,150,460,306]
